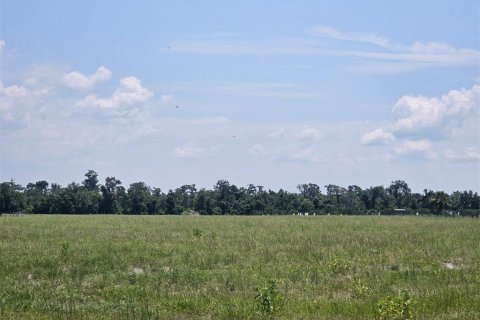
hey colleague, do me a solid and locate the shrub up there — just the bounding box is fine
[376,289,414,319]
[255,280,283,317]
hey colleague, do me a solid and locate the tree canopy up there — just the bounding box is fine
[1,171,479,216]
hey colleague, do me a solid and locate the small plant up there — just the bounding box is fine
[192,228,202,238]
[60,241,70,263]
[376,289,414,320]
[255,280,283,317]
[328,256,352,275]
[352,279,371,298]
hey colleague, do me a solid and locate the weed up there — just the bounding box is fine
[376,289,414,320]
[192,228,202,238]
[255,280,283,317]
[352,279,371,298]
[60,241,70,264]
[328,256,352,275]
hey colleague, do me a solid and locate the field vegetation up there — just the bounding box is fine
[0,215,479,319]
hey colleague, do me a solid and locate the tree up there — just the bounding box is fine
[430,191,449,215]
[127,182,151,214]
[148,188,165,214]
[297,183,321,201]
[100,177,122,214]
[387,180,411,208]
[83,170,99,192]
[299,198,314,212]
[25,181,51,213]
[165,191,176,214]
[0,180,25,213]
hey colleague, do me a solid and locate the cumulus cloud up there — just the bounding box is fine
[392,85,479,134]
[63,66,112,89]
[77,76,153,108]
[363,85,479,162]
[0,82,49,130]
[363,84,479,143]
[361,128,395,145]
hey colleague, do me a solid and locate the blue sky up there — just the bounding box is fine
[1,1,479,193]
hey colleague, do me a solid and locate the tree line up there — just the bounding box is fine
[1,170,479,216]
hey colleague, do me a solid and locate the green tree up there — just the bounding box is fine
[127,182,151,214]
[387,180,412,208]
[430,191,449,215]
[165,191,176,214]
[0,180,25,213]
[100,177,122,214]
[83,170,99,192]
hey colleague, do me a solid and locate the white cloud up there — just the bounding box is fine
[346,45,479,67]
[77,76,153,108]
[174,143,219,159]
[445,147,480,163]
[295,126,323,140]
[361,128,395,145]
[363,84,480,144]
[392,84,480,134]
[363,85,479,163]
[393,139,436,159]
[0,40,5,53]
[311,26,390,47]
[63,66,112,89]
[0,79,52,109]
[169,28,479,73]
[0,82,49,130]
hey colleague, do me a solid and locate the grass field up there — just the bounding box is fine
[0,215,479,319]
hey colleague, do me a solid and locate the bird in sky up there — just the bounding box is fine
[176,105,180,109]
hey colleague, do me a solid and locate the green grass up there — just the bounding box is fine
[0,215,479,319]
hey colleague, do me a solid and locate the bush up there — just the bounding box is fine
[376,289,414,319]
[255,280,283,317]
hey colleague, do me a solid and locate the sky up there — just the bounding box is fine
[1,0,479,193]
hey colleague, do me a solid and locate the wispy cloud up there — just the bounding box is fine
[174,143,220,159]
[311,26,390,47]
[166,27,479,72]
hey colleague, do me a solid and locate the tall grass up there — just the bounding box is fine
[0,215,479,319]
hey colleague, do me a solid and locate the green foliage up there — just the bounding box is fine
[3,170,480,215]
[60,241,70,264]
[328,256,352,275]
[352,278,371,298]
[376,289,414,320]
[192,227,202,238]
[254,280,283,316]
